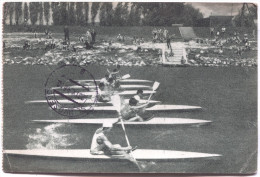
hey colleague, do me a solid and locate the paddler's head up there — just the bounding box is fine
[129,97,138,106]
[102,122,113,132]
[105,74,109,79]
[99,83,105,90]
[137,89,143,96]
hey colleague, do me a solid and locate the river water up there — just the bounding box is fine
[3,64,257,174]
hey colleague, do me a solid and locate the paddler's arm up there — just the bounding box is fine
[130,102,149,109]
[103,140,131,151]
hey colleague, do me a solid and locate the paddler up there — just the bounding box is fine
[120,97,149,122]
[90,122,139,167]
[100,74,110,86]
[107,65,121,80]
[94,83,111,102]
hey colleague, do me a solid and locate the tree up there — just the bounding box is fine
[128,3,142,26]
[29,2,39,25]
[3,3,10,25]
[14,2,22,25]
[60,2,69,25]
[68,2,76,25]
[91,2,100,25]
[44,2,50,25]
[76,2,84,26]
[113,2,125,26]
[182,4,203,26]
[39,2,44,25]
[99,2,113,26]
[24,3,29,23]
[234,4,257,27]
[9,2,15,25]
[84,2,89,25]
[51,2,60,25]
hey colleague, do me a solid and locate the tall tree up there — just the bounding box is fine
[44,2,50,25]
[121,2,129,25]
[113,2,125,26]
[99,2,113,26]
[39,2,44,25]
[91,2,100,25]
[84,2,89,25]
[128,3,141,26]
[29,2,39,25]
[60,2,69,25]
[3,3,10,25]
[14,2,22,25]
[76,2,84,26]
[182,4,203,26]
[9,2,15,25]
[51,2,60,25]
[68,2,76,25]
[24,3,29,23]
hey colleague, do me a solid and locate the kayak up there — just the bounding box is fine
[54,104,202,112]
[3,149,221,160]
[52,85,152,90]
[47,90,156,97]
[32,118,211,125]
[25,99,161,105]
[77,79,153,83]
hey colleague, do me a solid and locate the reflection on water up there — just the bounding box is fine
[26,123,79,149]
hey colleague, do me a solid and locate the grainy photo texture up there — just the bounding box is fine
[2,1,257,174]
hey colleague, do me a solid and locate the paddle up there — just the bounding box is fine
[120,74,130,80]
[147,81,160,103]
[111,94,142,171]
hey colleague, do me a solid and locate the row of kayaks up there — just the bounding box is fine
[4,78,221,162]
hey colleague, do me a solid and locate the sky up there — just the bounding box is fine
[189,3,245,17]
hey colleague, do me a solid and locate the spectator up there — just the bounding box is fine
[221,26,226,38]
[91,29,97,44]
[64,26,69,41]
[210,27,214,38]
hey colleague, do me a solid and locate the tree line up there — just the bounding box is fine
[3,2,204,26]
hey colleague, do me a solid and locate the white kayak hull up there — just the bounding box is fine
[3,149,221,160]
[26,99,160,105]
[77,79,153,83]
[52,85,152,90]
[56,105,202,111]
[47,90,155,97]
[32,118,211,125]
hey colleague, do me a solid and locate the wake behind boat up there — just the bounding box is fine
[3,149,221,160]
[32,117,211,125]
[55,104,202,112]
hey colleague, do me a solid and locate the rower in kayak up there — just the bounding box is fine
[94,83,111,102]
[100,74,110,86]
[120,97,149,122]
[90,122,139,167]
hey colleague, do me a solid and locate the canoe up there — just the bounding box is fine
[52,85,152,90]
[55,105,202,112]
[25,99,160,105]
[3,149,221,160]
[77,79,153,83]
[47,90,156,97]
[32,118,211,125]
